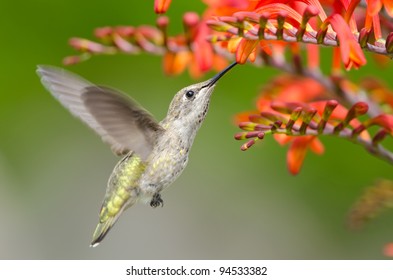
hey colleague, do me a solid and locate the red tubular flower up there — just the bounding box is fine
[235,75,331,175]
[236,39,259,63]
[367,0,393,17]
[234,69,388,175]
[310,101,366,130]
[163,50,191,75]
[161,12,228,78]
[203,0,252,17]
[163,22,227,77]
[247,99,371,175]
[328,14,367,70]
[287,135,324,175]
[365,114,393,133]
[256,75,327,112]
[203,0,261,64]
[154,0,172,14]
[230,3,308,63]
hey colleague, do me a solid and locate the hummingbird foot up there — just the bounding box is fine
[150,193,164,208]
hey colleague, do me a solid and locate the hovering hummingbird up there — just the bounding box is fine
[37,62,236,247]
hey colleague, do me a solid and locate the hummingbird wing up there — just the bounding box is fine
[37,65,163,159]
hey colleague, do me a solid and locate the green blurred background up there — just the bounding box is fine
[1,0,393,259]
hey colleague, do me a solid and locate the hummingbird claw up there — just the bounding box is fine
[150,193,164,208]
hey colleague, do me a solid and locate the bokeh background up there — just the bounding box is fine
[1,0,393,259]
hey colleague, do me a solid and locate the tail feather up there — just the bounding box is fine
[90,198,138,247]
[90,215,121,247]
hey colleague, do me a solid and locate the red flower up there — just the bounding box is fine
[256,75,327,112]
[367,0,393,17]
[235,39,259,63]
[203,0,253,17]
[327,14,366,70]
[236,75,330,175]
[162,12,228,78]
[154,0,172,14]
[235,73,375,175]
[365,114,393,134]
[287,135,324,175]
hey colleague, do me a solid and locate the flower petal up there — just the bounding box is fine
[154,0,172,14]
[212,55,230,71]
[194,39,214,72]
[163,51,191,75]
[234,111,260,124]
[236,39,258,64]
[309,137,325,155]
[188,56,204,79]
[365,114,393,134]
[227,37,242,53]
[328,14,366,70]
[367,0,382,16]
[274,134,293,145]
[287,136,316,175]
[383,0,393,17]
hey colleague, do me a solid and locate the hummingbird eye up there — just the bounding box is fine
[185,90,195,99]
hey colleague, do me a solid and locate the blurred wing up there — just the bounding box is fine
[37,65,163,159]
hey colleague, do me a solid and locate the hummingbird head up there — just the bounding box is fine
[166,62,237,129]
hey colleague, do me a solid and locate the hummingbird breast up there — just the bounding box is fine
[139,128,193,198]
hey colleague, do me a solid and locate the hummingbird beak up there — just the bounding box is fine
[203,61,237,88]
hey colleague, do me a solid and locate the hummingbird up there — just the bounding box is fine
[37,62,237,247]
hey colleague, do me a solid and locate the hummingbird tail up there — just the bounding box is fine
[90,195,138,247]
[90,215,121,247]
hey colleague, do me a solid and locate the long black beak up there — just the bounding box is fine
[204,61,237,88]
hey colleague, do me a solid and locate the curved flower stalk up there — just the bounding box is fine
[234,74,393,174]
[236,98,393,174]
[65,1,393,70]
[207,1,393,68]
[64,13,228,78]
